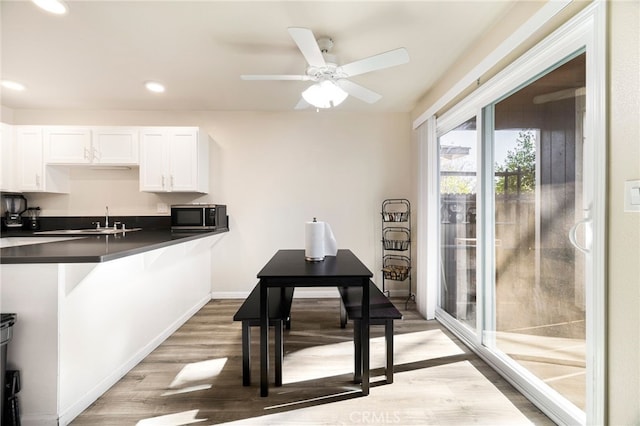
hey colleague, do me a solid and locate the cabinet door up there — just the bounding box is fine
[93,128,139,165]
[0,123,14,191]
[44,127,92,164]
[139,129,168,192]
[16,127,45,191]
[168,128,199,192]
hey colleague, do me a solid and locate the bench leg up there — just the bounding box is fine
[242,321,251,386]
[340,292,347,328]
[353,319,362,383]
[352,320,395,384]
[385,320,394,384]
[275,319,283,387]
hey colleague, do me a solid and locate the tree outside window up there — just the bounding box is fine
[494,130,536,194]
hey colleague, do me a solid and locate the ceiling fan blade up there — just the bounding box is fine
[241,74,311,81]
[336,79,382,104]
[340,48,409,77]
[288,27,326,68]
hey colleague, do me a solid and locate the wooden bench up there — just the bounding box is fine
[233,284,294,386]
[338,280,402,384]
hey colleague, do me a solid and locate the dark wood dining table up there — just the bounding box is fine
[257,249,373,397]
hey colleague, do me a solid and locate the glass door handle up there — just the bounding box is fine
[569,217,591,254]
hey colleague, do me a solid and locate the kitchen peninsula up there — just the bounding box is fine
[0,227,228,425]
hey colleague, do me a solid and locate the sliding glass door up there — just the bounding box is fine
[436,48,594,422]
[439,117,478,329]
[487,53,587,410]
[430,5,605,424]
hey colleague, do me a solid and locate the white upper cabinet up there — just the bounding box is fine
[139,127,209,193]
[139,129,167,192]
[0,123,15,192]
[92,128,139,165]
[7,124,208,194]
[44,126,139,165]
[16,126,69,193]
[44,127,92,164]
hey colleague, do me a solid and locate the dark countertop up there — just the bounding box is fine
[0,228,228,264]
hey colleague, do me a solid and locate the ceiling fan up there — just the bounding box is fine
[240,27,410,109]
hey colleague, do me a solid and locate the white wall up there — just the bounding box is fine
[10,110,412,296]
[607,1,640,424]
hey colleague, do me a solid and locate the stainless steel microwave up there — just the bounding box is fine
[171,204,227,231]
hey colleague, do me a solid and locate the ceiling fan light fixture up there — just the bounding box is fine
[302,80,348,109]
[145,81,165,93]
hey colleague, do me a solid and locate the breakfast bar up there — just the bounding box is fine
[0,228,227,425]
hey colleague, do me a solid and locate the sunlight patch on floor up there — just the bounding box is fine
[168,357,227,388]
[223,361,536,426]
[135,409,207,426]
[282,329,465,384]
[264,389,361,410]
[161,384,213,396]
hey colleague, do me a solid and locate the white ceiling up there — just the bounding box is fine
[1,1,515,112]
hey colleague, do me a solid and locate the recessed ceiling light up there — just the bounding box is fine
[145,81,165,93]
[32,0,68,15]
[1,80,26,91]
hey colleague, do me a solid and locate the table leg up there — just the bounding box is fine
[354,319,362,383]
[275,319,283,387]
[242,321,251,386]
[260,280,269,397]
[361,278,370,395]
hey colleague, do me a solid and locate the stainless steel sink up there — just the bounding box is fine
[35,228,142,236]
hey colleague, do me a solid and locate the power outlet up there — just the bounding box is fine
[157,203,169,214]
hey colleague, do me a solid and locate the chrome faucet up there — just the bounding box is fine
[105,206,109,229]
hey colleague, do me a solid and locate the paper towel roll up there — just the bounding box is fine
[305,220,325,261]
[305,218,338,261]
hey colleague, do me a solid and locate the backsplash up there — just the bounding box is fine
[1,215,171,233]
[17,167,212,217]
[36,215,171,231]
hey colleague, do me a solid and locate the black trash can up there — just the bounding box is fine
[1,313,17,424]
[4,370,20,426]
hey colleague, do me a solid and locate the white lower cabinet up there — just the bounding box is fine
[16,126,69,193]
[139,127,209,193]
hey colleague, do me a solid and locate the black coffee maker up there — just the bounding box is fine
[24,207,41,230]
[2,194,27,229]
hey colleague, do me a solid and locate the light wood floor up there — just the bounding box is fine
[71,298,555,425]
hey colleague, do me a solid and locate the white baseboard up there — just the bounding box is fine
[58,294,210,426]
[15,414,58,426]
[386,289,413,298]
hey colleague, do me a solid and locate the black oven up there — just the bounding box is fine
[171,204,227,232]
